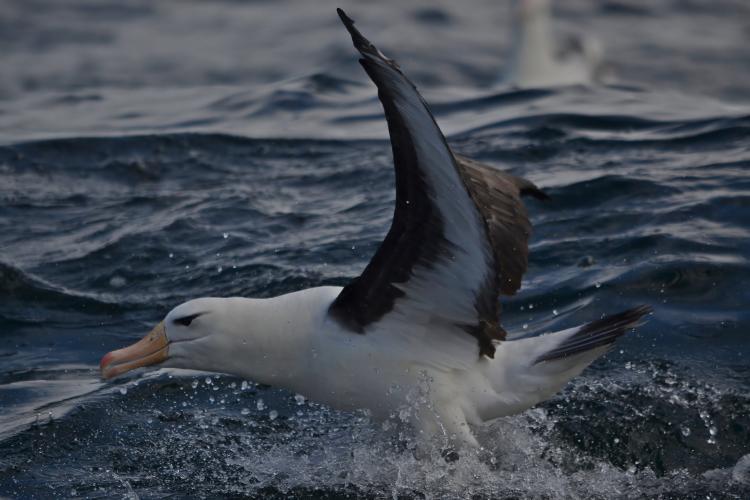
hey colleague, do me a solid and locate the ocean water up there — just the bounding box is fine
[1,0,750,498]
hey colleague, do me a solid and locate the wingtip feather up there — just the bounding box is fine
[336,8,353,29]
[337,8,368,54]
[337,7,394,68]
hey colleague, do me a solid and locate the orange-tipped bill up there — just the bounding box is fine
[100,321,169,379]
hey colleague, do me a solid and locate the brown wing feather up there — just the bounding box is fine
[454,153,547,316]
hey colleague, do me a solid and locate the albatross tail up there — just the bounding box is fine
[477,306,651,420]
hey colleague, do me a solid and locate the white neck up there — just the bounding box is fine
[508,0,556,83]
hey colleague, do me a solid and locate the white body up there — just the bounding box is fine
[165,288,608,448]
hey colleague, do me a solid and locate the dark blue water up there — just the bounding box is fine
[1,1,750,498]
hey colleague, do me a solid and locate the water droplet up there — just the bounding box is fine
[552,309,558,316]
[241,381,249,391]
[241,408,250,416]
[578,255,595,267]
[709,426,718,437]
[168,253,174,258]
[294,394,306,405]
[625,362,633,370]
[119,387,127,395]
[681,426,691,437]
[109,276,126,288]
[595,282,602,289]
[191,380,198,389]
[269,410,278,421]
[217,266,223,273]
[205,377,212,385]
[522,323,528,330]
[613,437,620,444]
[528,304,534,310]
[229,382,237,389]
[398,408,411,422]
[256,399,266,411]
[209,396,215,404]
[222,232,229,239]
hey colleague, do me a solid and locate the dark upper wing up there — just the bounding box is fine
[453,154,548,297]
[328,9,545,358]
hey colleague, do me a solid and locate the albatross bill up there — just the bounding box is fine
[100,321,168,380]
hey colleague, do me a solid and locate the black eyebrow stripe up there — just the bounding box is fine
[173,312,206,326]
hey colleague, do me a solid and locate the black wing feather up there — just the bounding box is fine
[535,306,652,364]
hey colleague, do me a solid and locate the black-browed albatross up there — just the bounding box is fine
[100,9,650,449]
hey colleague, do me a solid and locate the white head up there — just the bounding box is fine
[100,297,236,379]
[100,291,326,387]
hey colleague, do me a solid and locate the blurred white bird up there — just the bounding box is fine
[502,0,606,87]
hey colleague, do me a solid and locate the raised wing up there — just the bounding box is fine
[328,9,545,358]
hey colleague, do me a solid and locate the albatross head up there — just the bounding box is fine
[100,297,236,380]
[99,291,324,384]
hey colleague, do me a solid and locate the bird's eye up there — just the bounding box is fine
[173,312,204,327]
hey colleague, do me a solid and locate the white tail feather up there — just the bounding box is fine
[474,306,650,421]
